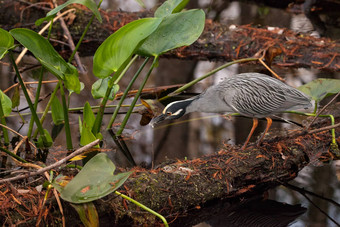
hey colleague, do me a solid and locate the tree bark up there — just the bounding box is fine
[1,0,340,71]
[93,106,339,225]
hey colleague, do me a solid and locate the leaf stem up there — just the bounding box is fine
[107,57,149,129]
[68,0,103,63]
[27,68,44,139]
[0,147,28,163]
[116,57,158,135]
[33,82,60,139]
[160,57,258,101]
[59,81,73,150]
[114,191,168,227]
[9,52,46,140]
[0,99,9,145]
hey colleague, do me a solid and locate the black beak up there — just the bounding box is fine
[149,114,167,128]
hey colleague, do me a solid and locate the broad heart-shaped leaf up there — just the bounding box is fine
[91,78,119,100]
[36,0,102,26]
[0,28,14,59]
[0,90,12,116]
[298,78,340,102]
[154,0,190,17]
[51,96,64,125]
[137,9,205,57]
[55,153,132,203]
[10,28,78,81]
[93,17,162,79]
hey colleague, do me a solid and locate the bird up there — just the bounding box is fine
[150,73,312,150]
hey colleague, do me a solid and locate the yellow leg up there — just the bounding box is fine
[257,117,272,147]
[241,118,258,150]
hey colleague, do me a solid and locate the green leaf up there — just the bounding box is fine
[11,86,20,108]
[0,90,12,116]
[64,64,81,94]
[91,78,119,100]
[93,17,162,79]
[154,0,190,17]
[36,0,102,26]
[71,203,99,227]
[53,153,132,203]
[298,78,340,102]
[0,28,14,59]
[137,9,205,57]
[10,28,78,81]
[83,102,95,130]
[51,96,64,125]
[80,126,98,147]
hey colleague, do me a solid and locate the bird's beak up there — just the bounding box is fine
[149,114,167,128]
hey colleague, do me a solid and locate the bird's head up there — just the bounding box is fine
[149,99,193,128]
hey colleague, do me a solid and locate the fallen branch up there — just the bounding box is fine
[0,139,100,183]
[2,1,340,71]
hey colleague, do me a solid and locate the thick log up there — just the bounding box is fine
[1,1,340,71]
[90,103,340,225]
[1,104,339,225]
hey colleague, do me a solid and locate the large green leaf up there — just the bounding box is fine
[53,153,132,203]
[93,17,162,79]
[36,0,102,26]
[137,9,205,57]
[10,28,78,81]
[0,28,14,59]
[0,90,12,116]
[154,0,190,17]
[298,78,340,102]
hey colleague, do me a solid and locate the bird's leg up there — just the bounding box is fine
[241,118,258,150]
[257,117,273,147]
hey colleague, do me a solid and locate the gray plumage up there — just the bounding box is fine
[150,73,312,149]
[185,73,312,118]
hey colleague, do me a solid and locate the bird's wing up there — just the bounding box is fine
[222,77,287,117]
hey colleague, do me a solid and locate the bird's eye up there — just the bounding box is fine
[167,112,172,116]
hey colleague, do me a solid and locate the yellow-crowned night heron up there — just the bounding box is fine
[150,73,312,150]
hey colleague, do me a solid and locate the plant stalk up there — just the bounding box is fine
[116,57,158,135]
[107,57,150,129]
[59,81,73,150]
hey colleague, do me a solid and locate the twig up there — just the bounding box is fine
[308,122,340,134]
[15,8,76,65]
[3,80,58,93]
[287,184,340,226]
[0,123,37,154]
[52,0,85,73]
[307,91,340,130]
[0,139,100,183]
[284,183,340,209]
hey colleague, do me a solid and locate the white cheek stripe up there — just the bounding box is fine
[162,101,185,114]
[172,109,183,116]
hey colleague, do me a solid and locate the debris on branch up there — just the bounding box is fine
[1,0,340,71]
[2,102,339,225]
